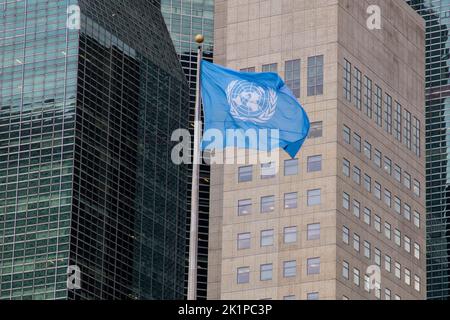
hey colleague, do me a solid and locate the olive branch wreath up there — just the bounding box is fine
[226,80,277,124]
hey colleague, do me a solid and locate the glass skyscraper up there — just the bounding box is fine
[0,0,189,300]
[161,0,214,300]
[408,0,450,300]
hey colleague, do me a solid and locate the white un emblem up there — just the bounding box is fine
[226,80,277,124]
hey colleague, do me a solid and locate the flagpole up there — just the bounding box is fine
[187,34,204,301]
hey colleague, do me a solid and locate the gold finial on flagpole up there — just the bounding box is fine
[195,34,204,44]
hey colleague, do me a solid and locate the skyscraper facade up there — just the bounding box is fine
[0,0,189,300]
[161,0,214,299]
[208,0,426,300]
[407,0,450,300]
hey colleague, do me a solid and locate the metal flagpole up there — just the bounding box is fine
[187,34,204,300]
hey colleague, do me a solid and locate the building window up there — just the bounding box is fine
[309,121,323,139]
[307,155,322,172]
[404,109,412,150]
[307,223,320,240]
[405,268,411,286]
[261,162,276,179]
[385,255,391,273]
[364,274,371,292]
[343,125,351,144]
[284,226,297,244]
[261,196,275,213]
[375,85,382,126]
[413,211,421,229]
[394,196,401,215]
[343,159,350,177]
[404,203,411,221]
[374,149,382,167]
[404,236,411,253]
[395,262,401,279]
[240,67,256,72]
[285,59,301,98]
[414,243,420,260]
[238,166,253,182]
[343,226,349,244]
[414,275,421,292]
[404,172,411,189]
[307,189,321,206]
[238,199,252,216]
[375,287,381,300]
[343,192,350,210]
[384,222,391,240]
[364,76,373,118]
[413,117,420,156]
[394,165,401,183]
[307,292,319,300]
[363,207,371,226]
[353,133,361,152]
[394,229,401,247]
[261,229,274,247]
[395,295,401,300]
[284,159,299,176]
[353,199,360,218]
[262,63,278,73]
[283,295,296,300]
[384,157,392,175]
[237,267,250,284]
[374,215,381,233]
[384,93,392,134]
[353,166,361,184]
[237,233,251,250]
[260,264,273,281]
[307,55,324,96]
[374,182,381,200]
[354,67,362,110]
[364,141,372,159]
[413,180,420,197]
[394,102,402,141]
[307,257,321,275]
[364,241,371,259]
[364,174,371,193]
[343,261,349,279]
[375,248,381,266]
[284,192,298,209]
[343,59,352,101]
[283,261,297,278]
[353,233,360,252]
[385,288,391,301]
[384,189,391,207]
[353,268,360,287]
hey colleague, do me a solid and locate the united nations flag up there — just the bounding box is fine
[200,60,310,158]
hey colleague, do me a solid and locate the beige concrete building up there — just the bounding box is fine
[207,0,426,300]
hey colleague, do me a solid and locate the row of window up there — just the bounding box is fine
[342,258,421,296]
[238,189,322,216]
[343,59,421,157]
[237,223,321,250]
[237,257,321,285]
[238,154,323,183]
[241,55,324,98]
[342,125,421,199]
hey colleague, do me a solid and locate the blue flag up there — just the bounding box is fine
[200,60,310,158]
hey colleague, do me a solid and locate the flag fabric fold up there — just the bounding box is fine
[200,60,310,158]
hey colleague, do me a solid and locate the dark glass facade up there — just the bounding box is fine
[161,0,214,299]
[408,0,450,300]
[0,0,189,300]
